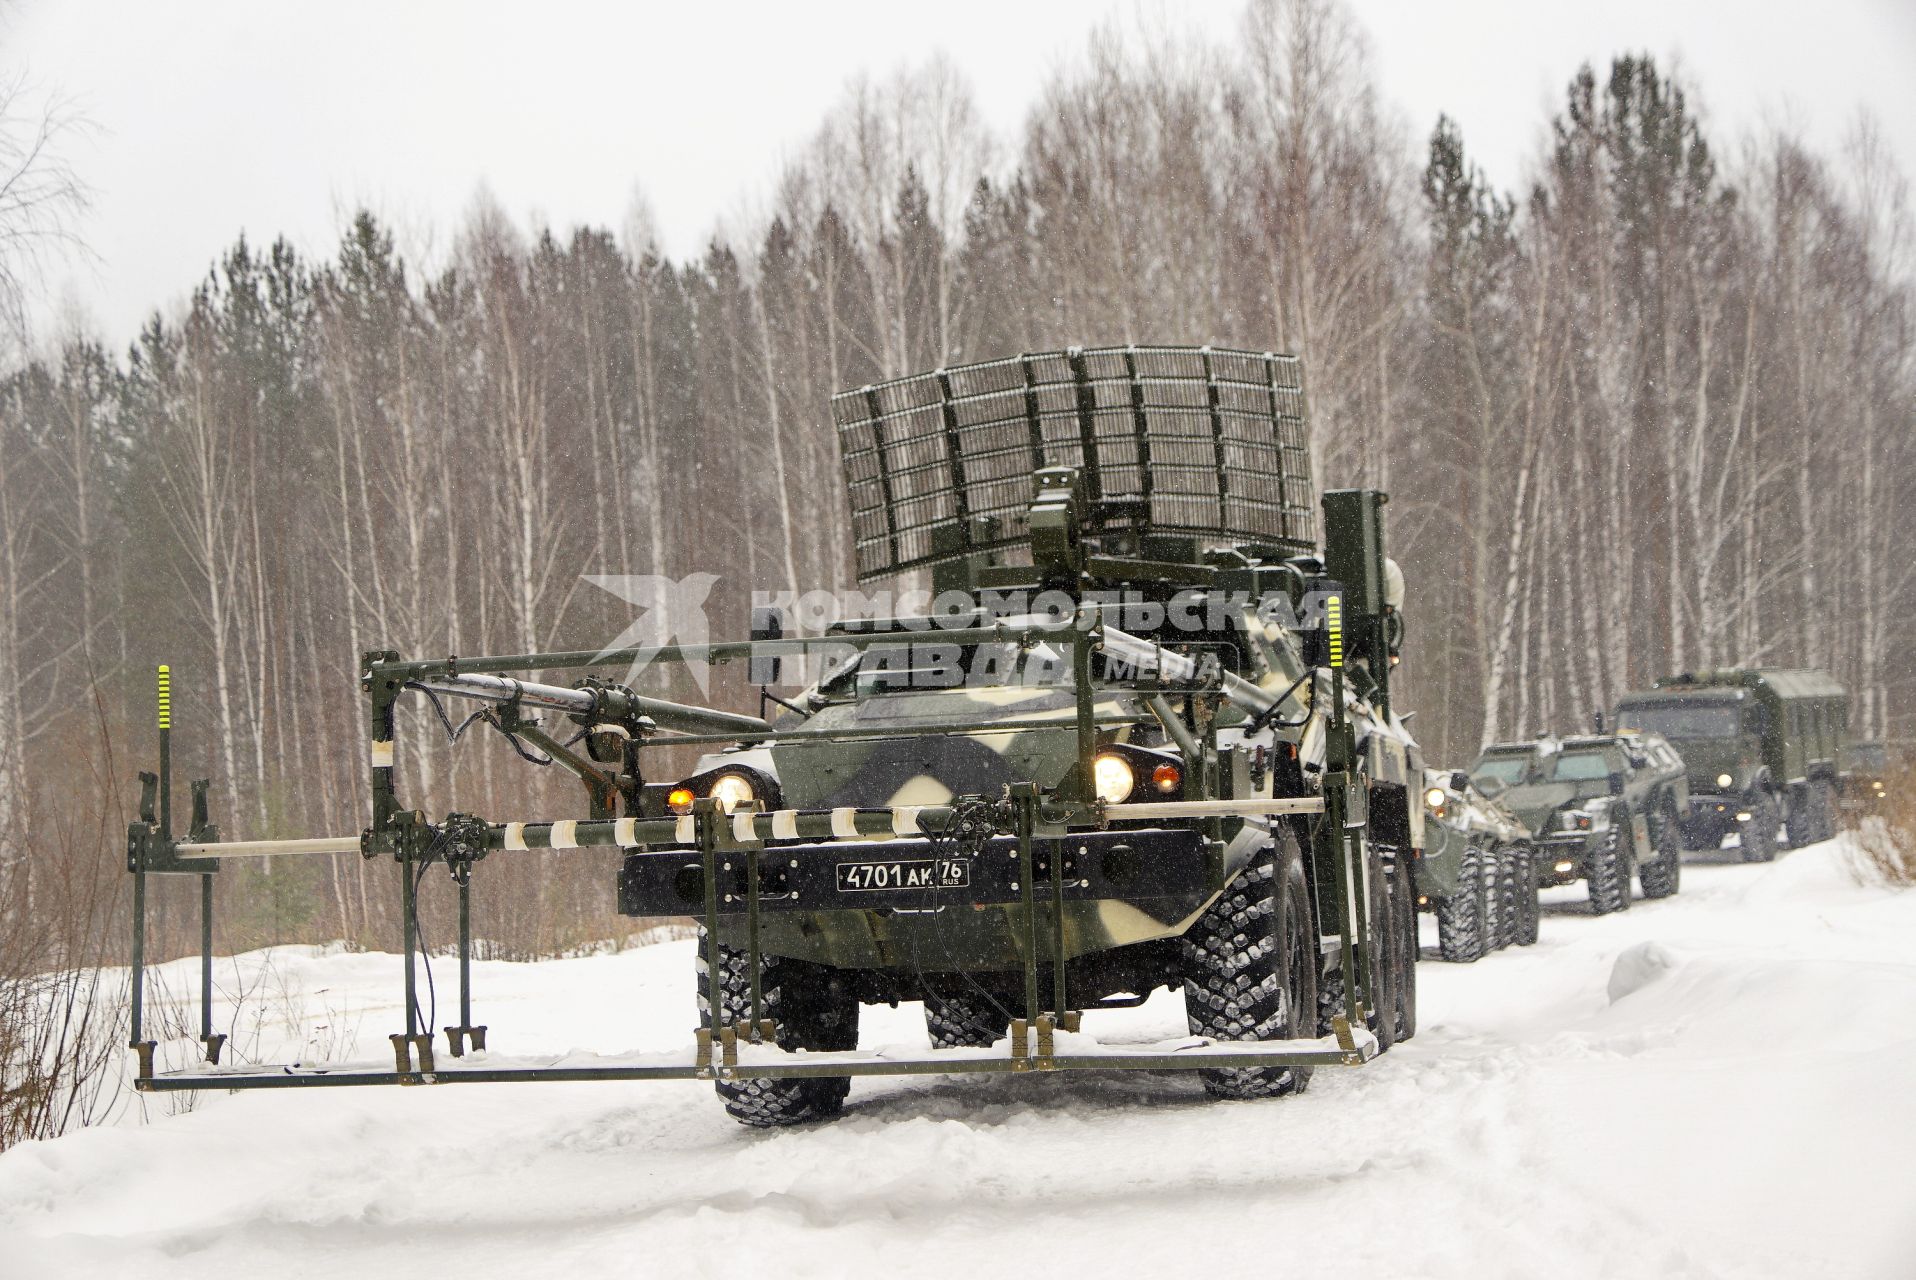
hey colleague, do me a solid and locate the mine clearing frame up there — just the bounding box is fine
[127,613,1383,1094]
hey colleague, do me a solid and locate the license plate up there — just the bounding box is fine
[835,858,971,893]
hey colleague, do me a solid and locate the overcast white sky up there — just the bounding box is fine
[7,0,1915,347]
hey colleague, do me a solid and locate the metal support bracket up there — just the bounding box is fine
[443,1025,488,1058]
[388,1032,437,1079]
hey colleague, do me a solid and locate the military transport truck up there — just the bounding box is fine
[1416,767,1535,961]
[1615,670,1848,861]
[1469,732,1688,915]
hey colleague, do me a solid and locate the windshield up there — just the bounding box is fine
[1552,751,1612,781]
[1847,744,1888,772]
[1618,702,1740,739]
[1471,755,1530,788]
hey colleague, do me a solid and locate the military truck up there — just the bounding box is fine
[1615,670,1848,860]
[1469,732,1688,915]
[123,346,1427,1130]
[1415,767,1536,961]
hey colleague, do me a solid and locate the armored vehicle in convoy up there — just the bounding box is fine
[124,346,1429,1130]
[1416,768,1535,961]
[1615,670,1848,860]
[1839,740,1889,816]
[1469,732,1688,915]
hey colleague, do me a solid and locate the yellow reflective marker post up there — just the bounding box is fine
[1325,595,1344,669]
[157,664,172,730]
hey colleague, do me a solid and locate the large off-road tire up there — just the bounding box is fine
[1509,846,1541,945]
[1182,832,1318,1099]
[1586,821,1631,916]
[1740,789,1780,863]
[1316,849,1397,1051]
[922,984,1008,1049]
[1491,845,1521,949]
[1436,845,1488,963]
[1387,859,1418,1042]
[1793,774,1839,843]
[696,933,860,1127]
[1366,854,1400,1053]
[1638,805,1683,899]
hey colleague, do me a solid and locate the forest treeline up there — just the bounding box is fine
[2,0,1911,967]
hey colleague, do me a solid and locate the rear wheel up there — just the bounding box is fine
[1509,846,1541,945]
[1491,845,1520,949]
[1436,845,1488,963]
[923,985,1008,1049]
[1740,790,1780,863]
[1181,831,1318,1099]
[1586,822,1630,916]
[697,935,860,1127]
[1638,805,1683,899]
[1808,780,1837,843]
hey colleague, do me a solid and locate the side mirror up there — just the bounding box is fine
[1608,772,1626,796]
[1451,770,1470,792]
[749,606,788,686]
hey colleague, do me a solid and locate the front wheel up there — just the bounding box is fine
[1740,790,1780,863]
[1387,858,1418,1041]
[1638,807,1682,899]
[1181,831,1318,1099]
[697,934,860,1127]
[1586,822,1630,916]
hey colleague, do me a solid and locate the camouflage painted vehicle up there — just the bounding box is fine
[1469,732,1688,915]
[625,348,1429,1124]
[1615,669,1848,860]
[121,345,1427,1130]
[1415,767,1536,961]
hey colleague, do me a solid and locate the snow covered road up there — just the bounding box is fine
[3,838,1912,1279]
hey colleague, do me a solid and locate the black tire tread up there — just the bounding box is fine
[1587,824,1630,915]
[1436,845,1487,963]
[697,935,859,1127]
[1182,842,1316,1099]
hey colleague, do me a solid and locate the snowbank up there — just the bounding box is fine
[1,839,1911,1279]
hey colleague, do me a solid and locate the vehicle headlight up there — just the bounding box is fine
[1716,773,1733,788]
[1092,753,1136,804]
[1424,786,1448,810]
[708,772,759,814]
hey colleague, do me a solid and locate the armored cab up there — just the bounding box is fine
[1415,768,1535,961]
[1615,669,1848,860]
[1469,732,1688,915]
